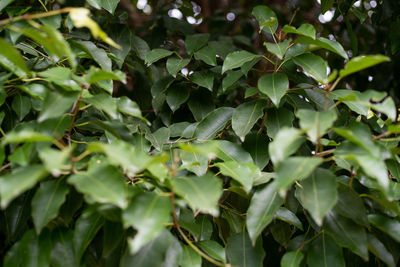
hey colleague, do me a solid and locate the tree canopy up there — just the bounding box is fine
[0,0,400,266]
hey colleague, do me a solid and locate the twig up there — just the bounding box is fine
[0,163,11,171]
[170,192,226,267]
[373,131,391,140]
[0,7,73,27]
[19,42,51,60]
[314,148,335,157]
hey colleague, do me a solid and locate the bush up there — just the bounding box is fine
[0,1,399,266]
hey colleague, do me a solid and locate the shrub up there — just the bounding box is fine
[0,1,399,266]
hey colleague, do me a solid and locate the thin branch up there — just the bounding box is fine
[314,148,335,157]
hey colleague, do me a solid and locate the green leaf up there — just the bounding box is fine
[121,230,178,267]
[264,39,291,59]
[145,48,173,65]
[276,157,322,192]
[89,0,120,14]
[166,57,190,77]
[0,0,14,12]
[368,214,400,242]
[242,133,270,169]
[84,93,118,119]
[214,161,259,193]
[0,165,47,208]
[275,207,303,230]
[117,96,143,118]
[190,70,214,91]
[222,70,243,91]
[131,35,150,60]
[321,0,334,14]
[193,107,233,140]
[246,182,283,243]
[188,89,215,121]
[50,229,78,267]
[283,24,316,39]
[281,251,304,267]
[145,127,170,151]
[74,40,112,71]
[194,45,217,66]
[334,183,369,226]
[38,90,80,122]
[232,100,266,139]
[222,51,260,74]
[214,140,254,164]
[2,129,53,145]
[296,109,337,143]
[295,36,348,59]
[307,233,345,267]
[226,231,265,267]
[109,25,131,67]
[367,234,396,267]
[166,84,190,112]
[172,173,223,216]
[269,127,304,164]
[4,229,52,267]
[87,140,151,175]
[265,107,294,139]
[39,67,80,91]
[12,94,31,120]
[123,192,172,253]
[185,33,210,55]
[0,38,30,77]
[86,66,126,84]
[68,164,128,208]
[252,5,278,34]
[38,147,71,176]
[180,245,201,267]
[258,72,289,106]
[293,53,328,83]
[298,168,338,226]
[339,55,390,78]
[31,179,69,234]
[73,209,104,262]
[197,240,226,262]
[324,211,368,260]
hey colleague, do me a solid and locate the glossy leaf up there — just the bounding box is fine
[242,133,270,169]
[190,70,214,91]
[367,234,395,267]
[281,251,304,267]
[283,24,316,39]
[145,48,173,65]
[258,72,289,106]
[194,45,217,66]
[31,179,69,234]
[298,168,338,225]
[265,107,294,139]
[172,173,223,216]
[12,94,31,121]
[38,90,80,122]
[226,231,265,267]
[246,182,283,243]
[307,233,345,267]
[232,100,266,139]
[339,55,390,78]
[73,209,105,262]
[222,51,260,74]
[68,164,128,208]
[180,245,201,267]
[252,5,278,34]
[0,165,47,208]
[368,214,400,242]
[276,157,322,192]
[123,192,172,253]
[197,240,226,262]
[0,38,30,77]
[269,127,304,164]
[215,161,259,192]
[295,36,348,59]
[293,53,328,83]
[324,211,368,260]
[264,39,291,59]
[296,109,337,143]
[185,33,210,54]
[193,107,233,140]
[166,57,190,77]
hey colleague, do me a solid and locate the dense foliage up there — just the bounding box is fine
[0,0,399,266]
